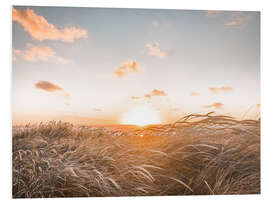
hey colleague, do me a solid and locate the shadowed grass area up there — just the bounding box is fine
[12,113,260,198]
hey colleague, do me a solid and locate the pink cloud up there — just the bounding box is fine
[209,87,219,94]
[225,12,251,28]
[12,7,88,42]
[205,10,222,18]
[143,89,167,98]
[35,81,63,92]
[13,44,70,64]
[131,96,141,100]
[35,81,71,99]
[209,86,233,94]
[152,89,167,96]
[203,102,224,109]
[114,60,139,78]
[190,92,200,96]
[146,42,168,59]
[220,86,233,91]
[144,94,152,99]
[24,45,54,62]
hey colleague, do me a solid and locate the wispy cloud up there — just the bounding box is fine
[209,87,219,94]
[190,92,200,96]
[12,7,88,42]
[203,102,224,109]
[145,42,168,59]
[205,10,222,18]
[114,60,139,78]
[143,89,167,98]
[220,86,233,91]
[225,12,251,28]
[144,94,152,99]
[209,86,233,94]
[35,81,63,92]
[131,96,141,100]
[35,81,71,99]
[152,89,167,96]
[13,44,70,64]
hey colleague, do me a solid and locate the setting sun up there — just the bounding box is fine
[120,106,162,126]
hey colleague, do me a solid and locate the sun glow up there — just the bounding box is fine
[120,106,162,126]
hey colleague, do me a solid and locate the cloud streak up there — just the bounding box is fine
[12,7,88,42]
[190,92,200,96]
[203,102,224,109]
[144,94,152,98]
[143,89,167,99]
[13,44,70,64]
[152,89,166,96]
[35,81,71,99]
[35,81,63,92]
[114,60,139,78]
[131,96,141,100]
[209,86,233,94]
[205,10,222,18]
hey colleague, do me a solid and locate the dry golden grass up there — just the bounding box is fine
[12,112,260,198]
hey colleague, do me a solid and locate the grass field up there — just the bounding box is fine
[12,112,260,198]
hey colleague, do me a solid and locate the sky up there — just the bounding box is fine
[12,6,260,125]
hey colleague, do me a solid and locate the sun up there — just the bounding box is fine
[120,106,162,126]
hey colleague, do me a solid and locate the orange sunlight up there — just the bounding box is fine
[120,106,162,126]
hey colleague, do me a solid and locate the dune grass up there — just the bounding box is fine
[12,112,260,198]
